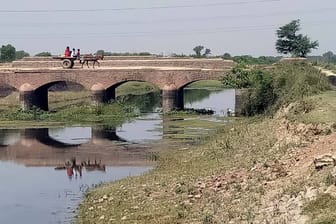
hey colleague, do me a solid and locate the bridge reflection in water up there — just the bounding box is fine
[0,125,160,169]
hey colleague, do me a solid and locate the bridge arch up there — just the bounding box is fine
[92,80,160,104]
[176,77,224,90]
[19,80,88,111]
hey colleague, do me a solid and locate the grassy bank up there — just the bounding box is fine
[77,90,336,223]
[0,82,163,127]
[77,62,336,223]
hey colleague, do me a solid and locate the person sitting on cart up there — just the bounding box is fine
[71,48,76,58]
[76,49,81,59]
[64,46,71,57]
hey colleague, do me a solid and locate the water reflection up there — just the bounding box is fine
[117,113,162,143]
[0,126,159,169]
[184,89,235,116]
[49,127,91,145]
[0,125,160,149]
[0,126,154,224]
[0,88,236,224]
[55,157,108,180]
[0,162,150,224]
[0,129,20,147]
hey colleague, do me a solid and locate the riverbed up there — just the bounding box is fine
[0,88,235,224]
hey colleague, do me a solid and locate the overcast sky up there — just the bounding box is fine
[0,0,335,56]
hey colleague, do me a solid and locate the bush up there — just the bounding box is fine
[35,52,52,57]
[222,62,331,116]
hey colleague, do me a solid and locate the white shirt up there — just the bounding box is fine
[71,50,76,57]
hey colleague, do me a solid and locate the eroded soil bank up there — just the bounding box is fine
[77,91,336,224]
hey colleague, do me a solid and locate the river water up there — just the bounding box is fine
[0,88,235,224]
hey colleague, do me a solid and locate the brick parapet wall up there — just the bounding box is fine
[12,58,234,69]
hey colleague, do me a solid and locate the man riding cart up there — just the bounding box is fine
[52,47,81,69]
[53,47,102,69]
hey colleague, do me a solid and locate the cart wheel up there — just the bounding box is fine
[62,59,72,69]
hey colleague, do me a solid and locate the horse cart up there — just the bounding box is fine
[52,56,77,69]
[53,55,103,69]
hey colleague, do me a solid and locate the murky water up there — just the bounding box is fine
[184,88,235,116]
[0,88,235,224]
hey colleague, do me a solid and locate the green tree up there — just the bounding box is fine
[96,50,105,56]
[15,50,30,60]
[203,48,211,56]
[0,44,16,62]
[193,45,204,57]
[35,52,52,57]
[322,51,336,63]
[223,52,232,59]
[276,19,318,57]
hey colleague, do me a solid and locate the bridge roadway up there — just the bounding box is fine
[0,56,234,112]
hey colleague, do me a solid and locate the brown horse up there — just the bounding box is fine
[80,54,104,68]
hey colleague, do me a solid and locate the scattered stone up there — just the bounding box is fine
[98,198,104,203]
[314,154,336,170]
[197,182,206,189]
[182,200,193,206]
[325,185,336,197]
[194,194,202,199]
[331,167,336,178]
[99,215,105,220]
[102,195,108,200]
[121,216,127,220]
[304,187,318,200]
[88,207,94,211]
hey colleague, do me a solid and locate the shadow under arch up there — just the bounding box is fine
[33,80,87,111]
[105,80,160,102]
[0,83,18,97]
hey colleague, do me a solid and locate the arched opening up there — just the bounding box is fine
[182,80,235,116]
[0,83,19,109]
[108,81,161,113]
[35,81,88,111]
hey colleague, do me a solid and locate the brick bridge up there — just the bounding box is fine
[0,56,234,112]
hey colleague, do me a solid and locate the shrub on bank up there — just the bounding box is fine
[0,103,137,125]
[222,62,332,116]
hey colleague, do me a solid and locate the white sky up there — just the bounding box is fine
[0,0,335,56]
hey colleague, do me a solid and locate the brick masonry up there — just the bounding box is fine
[0,57,235,111]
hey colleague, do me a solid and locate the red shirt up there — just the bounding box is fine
[64,49,71,57]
